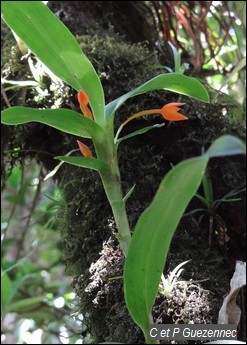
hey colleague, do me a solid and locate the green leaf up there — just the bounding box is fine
[7,165,22,189]
[1,1,105,126]
[202,171,214,204]
[124,135,245,341]
[194,193,210,208]
[1,107,104,139]
[116,124,165,144]
[1,270,12,314]
[1,273,42,316]
[106,73,209,118]
[17,305,57,323]
[183,208,207,217]
[168,41,181,74]
[213,198,242,213]
[124,157,208,339]
[8,296,47,312]
[44,280,69,293]
[55,156,109,172]
[123,184,136,203]
[205,135,246,157]
[221,186,246,200]
[44,149,77,181]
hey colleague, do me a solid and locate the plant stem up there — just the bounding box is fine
[144,313,160,344]
[95,131,132,257]
[100,169,132,256]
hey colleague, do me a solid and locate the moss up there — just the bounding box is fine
[1,27,26,78]
[77,32,157,101]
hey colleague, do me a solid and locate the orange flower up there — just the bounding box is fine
[77,90,93,119]
[77,140,93,158]
[160,103,188,121]
[122,102,188,126]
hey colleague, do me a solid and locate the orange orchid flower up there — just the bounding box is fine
[77,90,93,119]
[77,140,93,158]
[122,102,188,127]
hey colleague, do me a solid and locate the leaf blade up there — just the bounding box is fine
[205,135,246,157]
[124,135,246,339]
[1,271,12,315]
[1,1,105,126]
[124,157,208,336]
[55,156,108,172]
[106,73,209,118]
[117,124,165,144]
[1,107,104,139]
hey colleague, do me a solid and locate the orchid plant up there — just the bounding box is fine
[1,2,246,344]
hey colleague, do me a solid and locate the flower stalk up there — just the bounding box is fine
[115,102,188,142]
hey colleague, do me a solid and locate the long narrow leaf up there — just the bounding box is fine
[124,135,246,341]
[194,193,210,208]
[213,198,242,213]
[202,171,214,204]
[221,187,246,200]
[116,124,165,144]
[1,1,105,126]
[183,208,207,217]
[205,135,246,157]
[124,157,208,339]
[1,107,104,139]
[106,73,209,118]
[55,156,109,173]
[44,149,78,181]
[1,271,12,316]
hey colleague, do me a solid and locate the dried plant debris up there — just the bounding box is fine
[218,261,246,325]
[85,238,124,306]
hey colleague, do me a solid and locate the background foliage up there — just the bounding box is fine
[1,161,84,343]
[150,1,246,120]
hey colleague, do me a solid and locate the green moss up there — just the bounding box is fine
[77,32,158,104]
